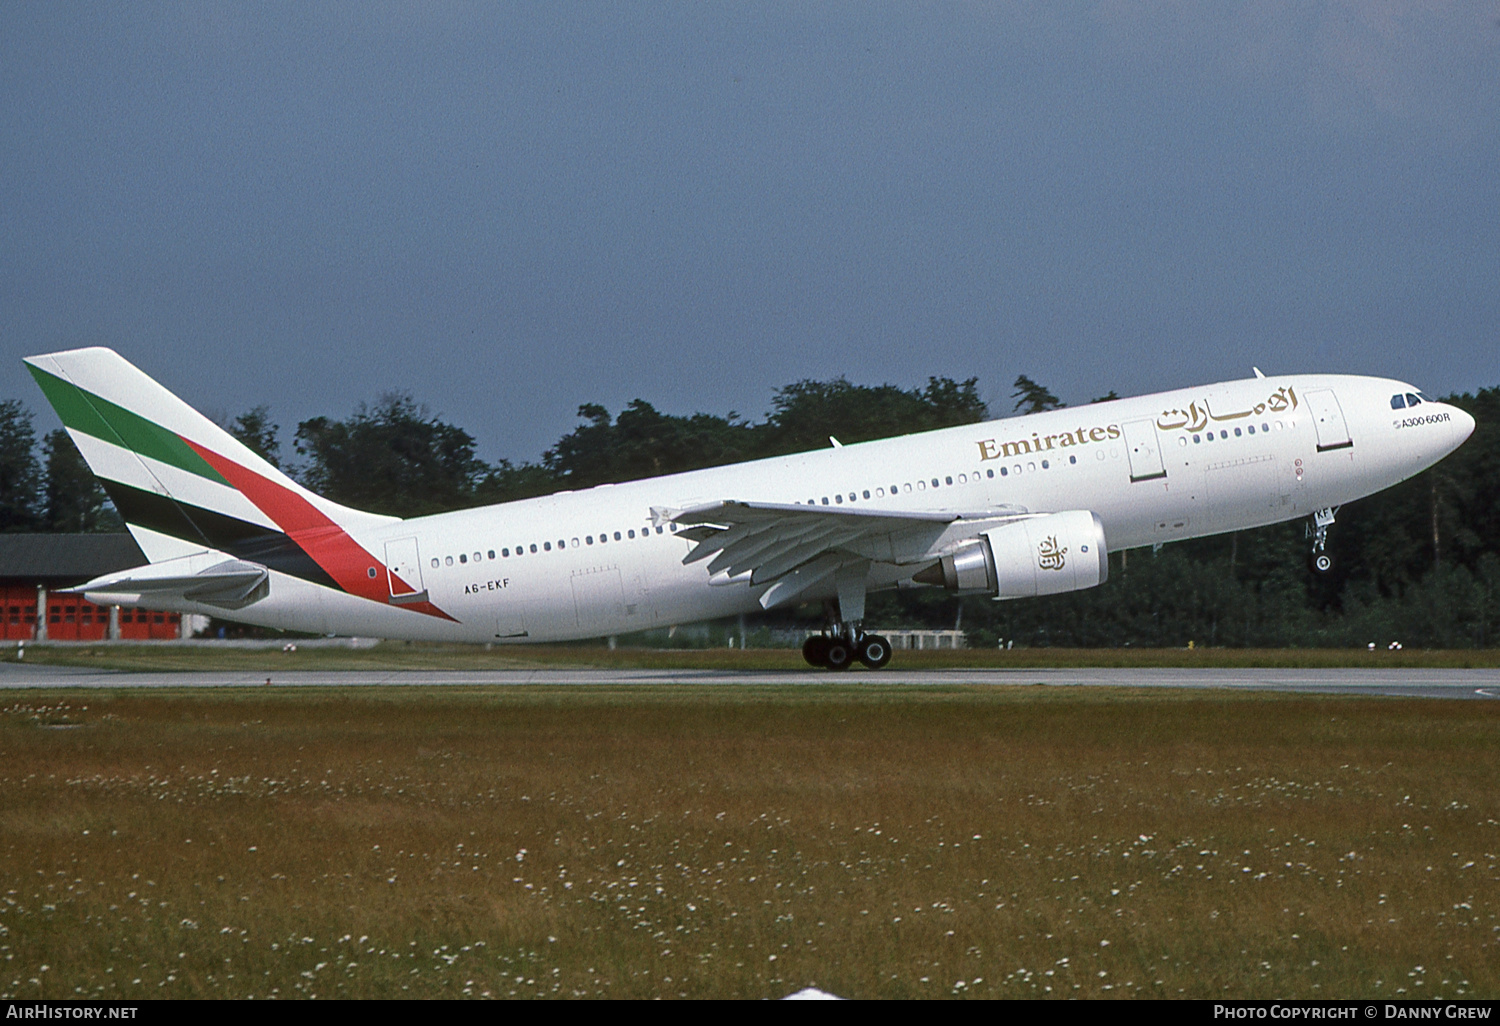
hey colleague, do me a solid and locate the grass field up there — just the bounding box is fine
[0,685,1496,999]
[9,641,1500,672]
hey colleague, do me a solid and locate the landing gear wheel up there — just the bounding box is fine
[857,634,892,669]
[823,639,854,671]
[802,635,831,668]
[1309,551,1333,574]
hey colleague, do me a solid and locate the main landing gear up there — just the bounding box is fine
[802,628,892,670]
[801,564,892,670]
[1306,506,1338,574]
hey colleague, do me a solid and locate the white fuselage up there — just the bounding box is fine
[160,373,1474,642]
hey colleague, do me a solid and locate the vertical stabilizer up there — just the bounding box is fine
[25,348,397,584]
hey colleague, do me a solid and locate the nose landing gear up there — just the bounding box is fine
[1306,507,1338,574]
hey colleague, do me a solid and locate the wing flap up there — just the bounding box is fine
[671,499,1027,596]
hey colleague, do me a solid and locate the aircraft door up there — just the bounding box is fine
[1122,420,1167,482]
[572,566,626,632]
[384,537,429,605]
[1306,389,1353,452]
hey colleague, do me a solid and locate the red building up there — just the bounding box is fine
[0,534,185,641]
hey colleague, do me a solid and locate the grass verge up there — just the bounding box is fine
[7,642,1500,672]
[0,685,1496,999]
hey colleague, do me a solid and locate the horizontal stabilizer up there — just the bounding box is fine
[72,558,271,611]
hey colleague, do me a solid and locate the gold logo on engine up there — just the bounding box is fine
[1037,536,1067,571]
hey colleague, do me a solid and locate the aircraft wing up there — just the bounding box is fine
[667,500,1021,610]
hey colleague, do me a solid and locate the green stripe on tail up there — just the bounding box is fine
[26,364,229,486]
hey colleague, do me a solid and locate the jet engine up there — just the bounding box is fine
[913,510,1109,599]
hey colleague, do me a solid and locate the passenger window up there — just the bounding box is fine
[502,548,509,558]
[849,492,856,502]
[1247,425,1255,435]
[543,542,551,551]
[1390,394,1406,410]
[1041,460,1049,469]
[487,550,495,559]
[834,494,842,504]
[1027,462,1036,472]
[862,490,870,499]
[445,556,454,566]
[656,526,663,534]
[945,476,953,485]
[628,529,636,539]
[916,481,926,491]
[586,536,594,545]
[821,497,829,505]
[614,532,622,541]
[1234,428,1241,437]
[876,487,885,497]
[931,478,939,488]
[430,558,439,568]
[1069,455,1077,464]
[529,544,537,553]
[957,474,966,484]
[903,483,912,493]
[1220,430,1227,439]
[988,469,995,478]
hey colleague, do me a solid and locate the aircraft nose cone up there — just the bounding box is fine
[1453,406,1476,448]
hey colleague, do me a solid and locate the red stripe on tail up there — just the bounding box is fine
[185,440,458,623]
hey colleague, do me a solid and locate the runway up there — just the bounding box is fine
[2,662,1498,699]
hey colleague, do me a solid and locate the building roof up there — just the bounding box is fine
[0,533,147,584]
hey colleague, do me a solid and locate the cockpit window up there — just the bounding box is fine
[1405,393,1422,407]
[1390,394,1406,410]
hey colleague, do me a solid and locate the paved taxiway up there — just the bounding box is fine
[1,662,1497,699]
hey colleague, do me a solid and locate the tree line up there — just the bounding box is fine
[2,376,1496,648]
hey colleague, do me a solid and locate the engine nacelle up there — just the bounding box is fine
[913,510,1109,599]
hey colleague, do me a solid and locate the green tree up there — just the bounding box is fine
[474,459,559,505]
[228,405,284,470]
[1011,375,1062,414]
[759,376,988,456]
[0,399,40,531]
[294,393,490,517]
[545,401,754,488]
[41,429,119,532]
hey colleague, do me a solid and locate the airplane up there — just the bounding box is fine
[25,347,1475,669]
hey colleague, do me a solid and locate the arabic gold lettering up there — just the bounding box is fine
[1205,400,1254,422]
[1037,536,1068,571]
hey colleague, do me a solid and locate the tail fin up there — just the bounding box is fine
[25,347,397,582]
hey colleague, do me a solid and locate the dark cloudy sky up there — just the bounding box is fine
[4,3,1498,463]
